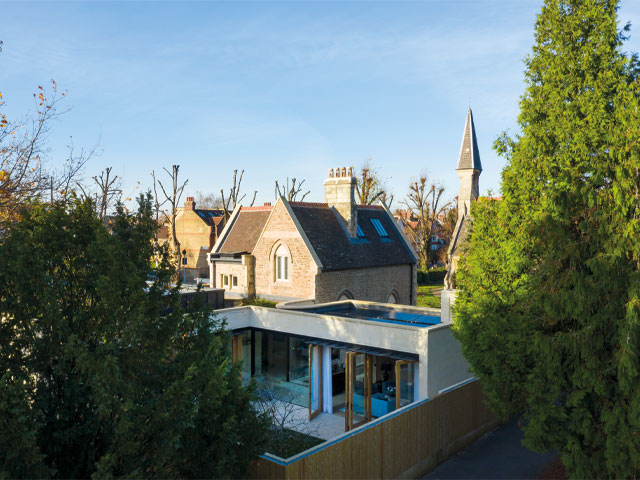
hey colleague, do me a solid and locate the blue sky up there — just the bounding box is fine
[2,0,639,207]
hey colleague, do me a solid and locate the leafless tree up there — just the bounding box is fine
[0,81,92,227]
[220,169,257,219]
[274,177,310,202]
[78,166,122,220]
[155,165,188,272]
[355,157,392,208]
[402,174,451,269]
[379,190,394,210]
[194,190,223,209]
[254,378,322,457]
[151,170,168,225]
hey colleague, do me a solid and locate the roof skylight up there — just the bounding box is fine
[370,218,389,237]
[356,224,365,238]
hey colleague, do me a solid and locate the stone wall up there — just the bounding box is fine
[213,258,253,296]
[253,201,318,299]
[174,209,214,277]
[314,263,415,305]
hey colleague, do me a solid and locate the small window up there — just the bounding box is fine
[223,275,229,287]
[232,276,238,287]
[356,224,365,238]
[370,218,389,237]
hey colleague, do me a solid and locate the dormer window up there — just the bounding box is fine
[275,244,290,281]
[370,218,389,238]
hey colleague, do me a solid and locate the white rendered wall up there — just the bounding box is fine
[425,325,472,397]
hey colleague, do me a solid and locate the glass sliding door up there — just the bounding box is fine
[345,352,372,431]
[308,345,323,419]
[395,360,416,410]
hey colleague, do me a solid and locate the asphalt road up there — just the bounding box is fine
[423,419,559,479]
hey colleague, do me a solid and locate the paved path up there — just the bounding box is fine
[423,419,560,479]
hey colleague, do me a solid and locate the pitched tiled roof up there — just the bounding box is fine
[457,108,482,171]
[217,207,272,254]
[194,209,225,227]
[290,203,415,271]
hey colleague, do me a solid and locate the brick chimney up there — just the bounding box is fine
[324,166,357,238]
[184,196,195,211]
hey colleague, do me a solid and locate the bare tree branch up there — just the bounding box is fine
[275,177,310,202]
[151,170,168,224]
[254,377,322,457]
[194,191,222,209]
[155,165,188,277]
[91,166,122,220]
[221,169,257,218]
[401,174,451,269]
[355,157,389,205]
[0,81,91,226]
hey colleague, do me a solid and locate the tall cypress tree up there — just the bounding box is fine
[454,0,640,477]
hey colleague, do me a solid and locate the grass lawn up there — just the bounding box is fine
[417,285,442,308]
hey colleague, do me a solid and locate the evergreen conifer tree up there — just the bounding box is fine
[454,0,640,477]
[0,196,269,478]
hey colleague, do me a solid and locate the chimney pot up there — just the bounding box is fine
[264,202,272,206]
[324,165,357,238]
[185,197,195,210]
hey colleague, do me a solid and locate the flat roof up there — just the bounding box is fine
[298,302,440,328]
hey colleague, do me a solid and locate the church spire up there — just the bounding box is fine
[457,108,482,172]
[455,108,482,208]
[444,108,483,292]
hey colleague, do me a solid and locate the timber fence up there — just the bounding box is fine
[249,378,499,479]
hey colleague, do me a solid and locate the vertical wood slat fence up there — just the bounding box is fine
[249,379,499,479]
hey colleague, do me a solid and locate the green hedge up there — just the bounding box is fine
[417,267,446,286]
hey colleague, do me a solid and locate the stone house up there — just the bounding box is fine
[208,168,418,304]
[163,197,226,282]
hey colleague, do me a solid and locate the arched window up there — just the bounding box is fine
[386,290,398,304]
[337,290,353,301]
[274,244,290,281]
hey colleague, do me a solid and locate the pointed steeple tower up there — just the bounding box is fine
[444,108,483,291]
[456,108,482,216]
[457,108,482,172]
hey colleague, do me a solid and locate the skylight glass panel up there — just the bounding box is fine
[371,218,389,237]
[356,224,365,237]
